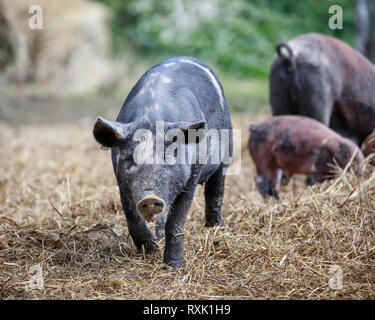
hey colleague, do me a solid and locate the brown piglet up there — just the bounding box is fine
[248,115,364,199]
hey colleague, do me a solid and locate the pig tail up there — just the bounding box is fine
[276,42,301,91]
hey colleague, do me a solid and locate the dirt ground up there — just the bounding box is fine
[0,96,375,299]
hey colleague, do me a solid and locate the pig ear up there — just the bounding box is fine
[165,120,206,132]
[165,120,206,144]
[93,116,133,148]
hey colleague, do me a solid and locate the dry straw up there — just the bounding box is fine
[0,114,374,299]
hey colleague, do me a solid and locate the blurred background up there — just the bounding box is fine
[0,0,372,124]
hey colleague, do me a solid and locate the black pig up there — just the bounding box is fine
[93,57,233,268]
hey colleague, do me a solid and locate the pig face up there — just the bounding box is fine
[93,116,205,222]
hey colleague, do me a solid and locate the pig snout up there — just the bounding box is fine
[136,194,165,222]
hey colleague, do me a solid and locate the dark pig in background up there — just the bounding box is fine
[270,33,375,146]
[93,57,233,268]
[248,115,364,199]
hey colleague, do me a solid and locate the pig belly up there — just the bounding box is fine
[274,151,317,176]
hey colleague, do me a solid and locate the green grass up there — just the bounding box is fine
[94,0,356,78]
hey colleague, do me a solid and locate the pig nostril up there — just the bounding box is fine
[137,196,165,215]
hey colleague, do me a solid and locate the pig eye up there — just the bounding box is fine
[119,151,134,162]
[126,155,135,167]
[121,153,135,170]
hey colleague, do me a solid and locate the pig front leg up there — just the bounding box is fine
[163,183,197,268]
[204,165,225,227]
[120,192,158,253]
[255,169,282,199]
[270,169,282,198]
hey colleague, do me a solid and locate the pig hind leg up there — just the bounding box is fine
[297,68,334,126]
[204,165,226,227]
[270,56,299,117]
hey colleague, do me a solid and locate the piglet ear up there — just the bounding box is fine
[93,116,133,148]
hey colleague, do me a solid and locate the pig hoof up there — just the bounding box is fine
[137,239,158,253]
[205,218,223,227]
[281,174,290,186]
[145,240,158,253]
[305,176,316,186]
[163,259,183,269]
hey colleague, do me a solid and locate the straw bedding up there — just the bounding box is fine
[0,114,374,299]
